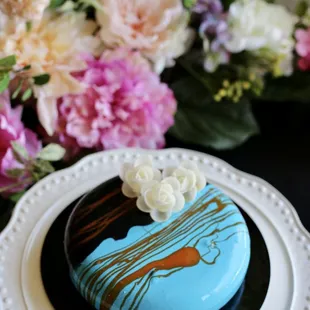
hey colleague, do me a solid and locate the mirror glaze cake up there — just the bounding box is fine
[64,157,250,310]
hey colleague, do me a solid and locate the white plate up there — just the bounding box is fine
[0,148,309,310]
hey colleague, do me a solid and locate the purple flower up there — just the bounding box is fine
[0,92,42,195]
[193,0,231,72]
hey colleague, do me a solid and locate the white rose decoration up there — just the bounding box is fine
[120,155,161,198]
[163,161,206,202]
[137,177,185,222]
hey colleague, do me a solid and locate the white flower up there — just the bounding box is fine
[225,0,297,76]
[163,161,206,202]
[137,177,185,222]
[120,155,161,198]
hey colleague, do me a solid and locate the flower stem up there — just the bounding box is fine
[0,178,32,193]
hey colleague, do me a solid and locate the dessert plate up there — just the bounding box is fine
[0,148,309,310]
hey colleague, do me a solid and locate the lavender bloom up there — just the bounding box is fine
[193,0,231,72]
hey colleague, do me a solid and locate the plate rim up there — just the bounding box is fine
[0,147,309,310]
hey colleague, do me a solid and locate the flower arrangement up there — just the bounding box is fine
[0,0,310,200]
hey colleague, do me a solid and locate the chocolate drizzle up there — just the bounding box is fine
[68,184,248,310]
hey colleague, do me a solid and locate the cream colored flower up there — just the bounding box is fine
[225,0,297,76]
[0,12,100,135]
[95,0,194,73]
[0,0,49,23]
[121,156,161,198]
[137,177,185,222]
[163,161,206,202]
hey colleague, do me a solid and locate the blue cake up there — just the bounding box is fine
[64,159,250,310]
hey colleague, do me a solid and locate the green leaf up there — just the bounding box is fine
[0,55,16,68]
[33,73,50,85]
[6,168,25,178]
[12,79,23,99]
[11,142,29,162]
[37,143,66,161]
[21,88,33,101]
[0,72,10,93]
[49,0,65,8]
[23,65,31,71]
[183,0,197,9]
[296,0,308,17]
[26,21,32,32]
[169,77,259,150]
[10,191,26,203]
[33,159,55,175]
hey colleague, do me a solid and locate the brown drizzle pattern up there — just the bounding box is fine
[74,187,247,310]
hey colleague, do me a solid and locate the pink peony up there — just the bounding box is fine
[295,28,310,71]
[56,49,176,153]
[0,92,42,194]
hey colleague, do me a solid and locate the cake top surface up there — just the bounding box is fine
[64,156,250,310]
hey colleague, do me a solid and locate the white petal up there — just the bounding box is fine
[119,163,133,181]
[144,188,156,209]
[173,191,185,212]
[137,196,151,213]
[184,188,197,202]
[196,173,207,191]
[134,155,153,167]
[153,168,162,181]
[121,182,137,198]
[162,166,176,178]
[162,177,180,191]
[37,96,58,136]
[141,180,158,195]
[150,209,172,222]
[181,160,198,172]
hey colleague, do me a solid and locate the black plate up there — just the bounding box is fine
[41,198,270,310]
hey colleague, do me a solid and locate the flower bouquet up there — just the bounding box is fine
[0,0,309,200]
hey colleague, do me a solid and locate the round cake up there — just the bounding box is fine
[64,158,250,310]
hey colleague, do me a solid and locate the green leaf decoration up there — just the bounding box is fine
[49,0,66,8]
[21,88,33,101]
[33,73,50,85]
[0,72,10,93]
[12,80,23,99]
[37,143,66,161]
[6,168,25,178]
[11,142,29,162]
[183,0,197,9]
[169,77,259,150]
[10,191,26,203]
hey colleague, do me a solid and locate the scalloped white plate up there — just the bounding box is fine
[0,148,309,310]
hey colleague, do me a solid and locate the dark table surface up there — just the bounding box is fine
[0,101,310,233]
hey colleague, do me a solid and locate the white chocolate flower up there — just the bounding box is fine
[163,161,206,202]
[120,155,161,198]
[137,177,185,222]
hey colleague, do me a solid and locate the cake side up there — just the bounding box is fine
[66,180,250,310]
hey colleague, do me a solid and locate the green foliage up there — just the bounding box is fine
[21,88,33,101]
[0,55,16,68]
[11,142,29,162]
[0,72,10,94]
[183,0,197,9]
[33,74,50,85]
[296,0,308,17]
[49,0,66,8]
[37,144,66,161]
[169,77,259,149]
